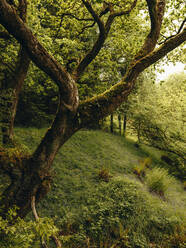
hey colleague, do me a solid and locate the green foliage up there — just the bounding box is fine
[56,177,185,247]
[0,207,58,248]
[127,72,186,178]
[145,167,175,197]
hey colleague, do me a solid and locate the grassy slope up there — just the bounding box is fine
[14,127,186,246]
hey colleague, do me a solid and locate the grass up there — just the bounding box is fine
[2,127,186,247]
[145,167,175,197]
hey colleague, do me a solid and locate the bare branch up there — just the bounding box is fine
[31,195,39,221]
[77,20,95,36]
[177,18,186,34]
[81,0,105,33]
[159,18,186,45]
[111,0,138,18]
[59,12,93,22]
[54,12,94,40]
[31,195,62,248]
[31,195,49,248]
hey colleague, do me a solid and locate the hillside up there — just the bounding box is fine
[12,128,186,247]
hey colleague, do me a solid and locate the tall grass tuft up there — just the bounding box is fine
[145,167,174,197]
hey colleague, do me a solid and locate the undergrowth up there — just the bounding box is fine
[0,128,185,247]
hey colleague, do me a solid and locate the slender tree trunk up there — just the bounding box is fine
[1,47,30,145]
[137,121,141,143]
[118,114,121,135]
[123,114,127,137]
[110,113,114,133]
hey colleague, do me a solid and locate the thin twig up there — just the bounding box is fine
[159,18,186,45]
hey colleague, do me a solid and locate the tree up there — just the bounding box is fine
[0,0,185,220]
[129,71,186,162]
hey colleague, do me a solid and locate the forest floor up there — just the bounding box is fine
[13,127,186,247]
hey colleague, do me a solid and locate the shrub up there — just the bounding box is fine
[160,224,186,248]
[59,177,152,247]
[98,168,112,182]
[133,157,151,180]
[145,167,174,197]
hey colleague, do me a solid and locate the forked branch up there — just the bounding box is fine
[76,0,138,77]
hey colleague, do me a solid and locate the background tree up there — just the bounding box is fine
[127,71,186,178]
[0,0,185,220]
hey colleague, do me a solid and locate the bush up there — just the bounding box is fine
[145,167,174,197]
[59,177,153,247]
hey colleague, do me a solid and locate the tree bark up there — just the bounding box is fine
[123,114,127,137]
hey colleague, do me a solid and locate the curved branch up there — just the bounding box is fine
[159,18,186,45]
[76,0,138,77]
[75,0,106,77]
[126,28,186,82]
[77,20,96,36]
[134,0,166,61]
[31,195,49,248]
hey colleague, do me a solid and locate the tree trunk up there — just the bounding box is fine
[118,114,121,135]
[110,114,114,133]
[123,114,127,137]
[1,47,30,145]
